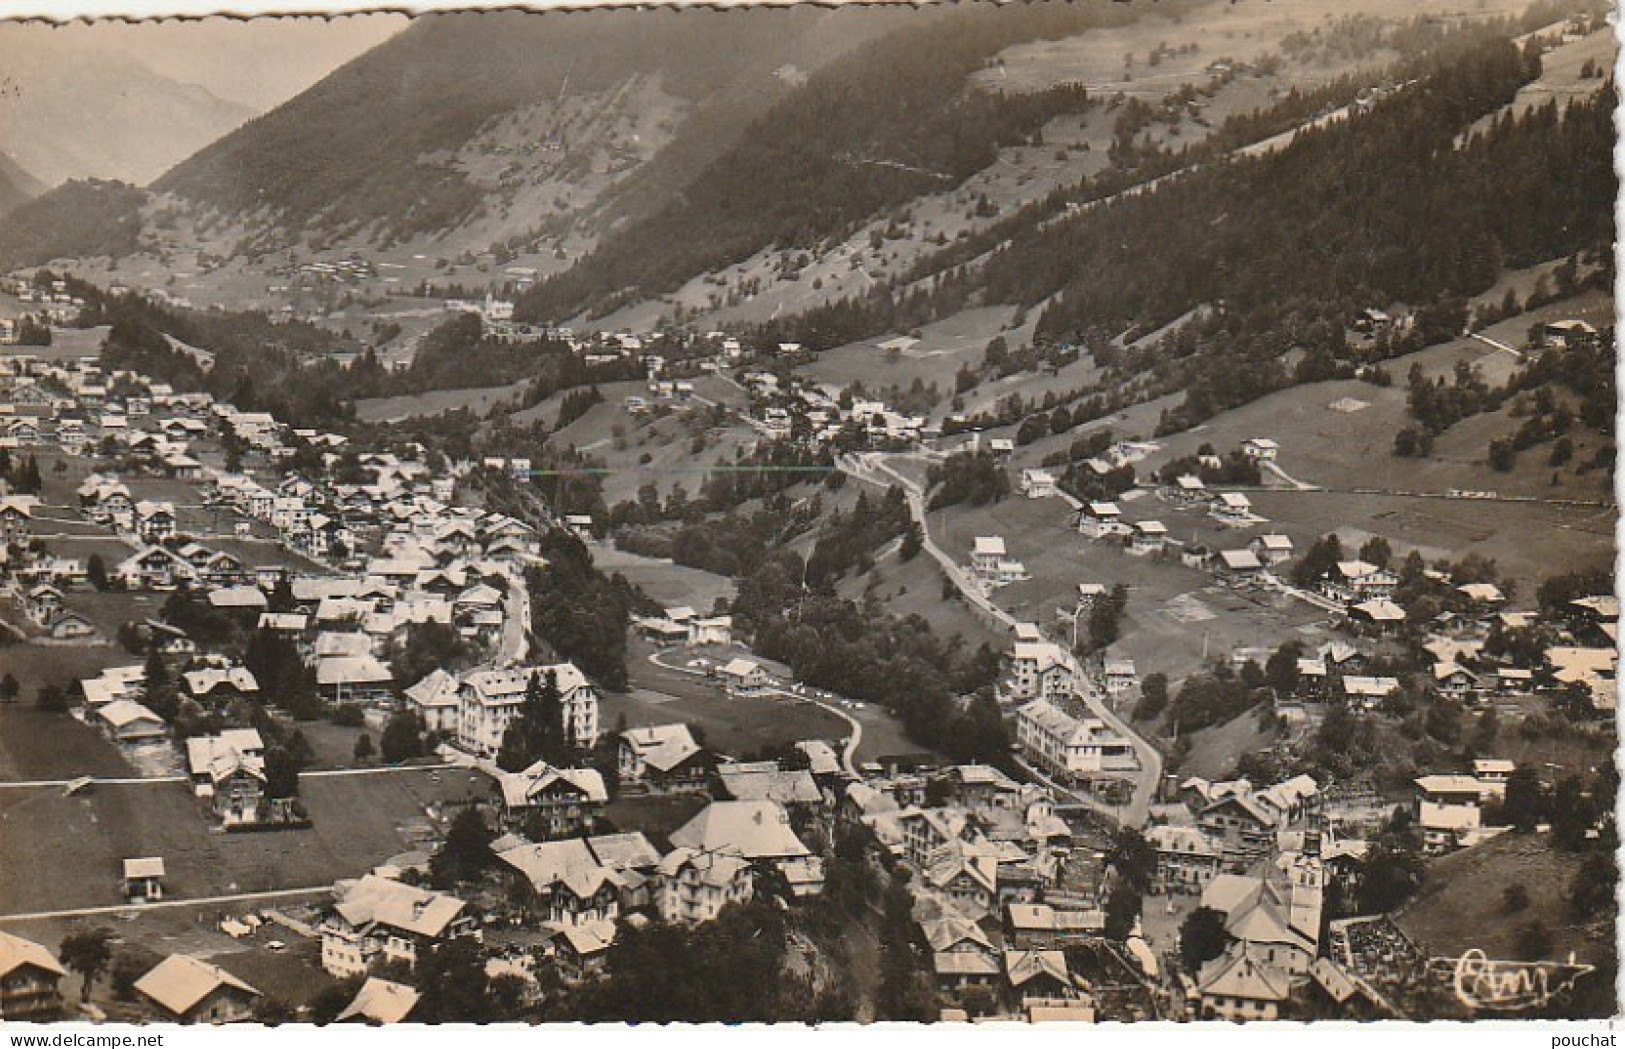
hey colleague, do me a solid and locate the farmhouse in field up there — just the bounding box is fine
[134,955,261,1024]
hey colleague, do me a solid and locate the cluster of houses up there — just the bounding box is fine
[1137,774,1382,1019]
[842,763,1104,1019]
[302,737,840,992]
[1,277,82,335]
[743,371,928,449]
[0,926,271,1024]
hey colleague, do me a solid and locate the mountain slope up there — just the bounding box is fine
[0,180,147,271]
[0,27,256,186]
[0,153,45,218]
[512,0,1185,322]
[153,6,913,252]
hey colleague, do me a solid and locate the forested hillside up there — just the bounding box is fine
[748,22,1613,439]
[0,180,148,271]
[513,0,1197,321]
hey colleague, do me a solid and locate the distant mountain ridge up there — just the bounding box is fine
[0,30,257,186]
[0,153,46,218]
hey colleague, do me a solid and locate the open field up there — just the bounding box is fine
[595,546,736,611]
[1466,26,1615,138]
[8,903,344,1018]
[1175,706,1278,780]
[352,381,529,423]
[0,767,480,916]
[61,589,163,639]
[926,492,1333,682]
[1397,832,1608,967]
[613,644,851,760]
[799,306,1021,394]
[0,700,135,781]
[0,326,109,360]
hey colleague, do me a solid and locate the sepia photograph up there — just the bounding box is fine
[0,0,1616,1030]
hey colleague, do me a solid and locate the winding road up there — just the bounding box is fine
[837,451,1164,828]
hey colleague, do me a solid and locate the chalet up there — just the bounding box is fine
[98,700,166,743]
[116,546,195,590]
[1218,549,1264,576]
[1414,774,1498,853]
[495,839,623,929]
[335,977,420,1024]
[45,611,96,640]
[717,657,772,698]
[1350,599,1406,634]
[1102,659,1138,695]
[655,848,754,927]
[715,762,821,807]
[1432,662,1479,699]
[402,668,461,735]
[0,931,64,1021]
[1249,534,1295,566]
[1004,642,1077,704]
[1078,502,1125,539]
[635,614,689,644]
[133,501,177,543]
[925,911,1000,994]
[1147,825,1223,894]
[494,761,609,838]
[1212,492,1254,525]
[1324,560,1398,603]
[923,847,999,919]
[208,586,270,614]
[1542,318,1598,349]
[0,495,37,544]
[22,583,64,623]
[1197,947,1290,1021]
[1241,438,1279,462]
[1197,793,1280,869]
[124,857,166,902]
[1341,676,1401,710]
[618,723,710,793]
[970,536,1008,578]
[1003,903,1105,950]
[1130,520,1169,555]
[688,615,733,647]
[317,656,395,706]
[1169,474,1208,505]
[185,731,266,825]
[553,921,617,983]
[1004,950,1082,1005]
[1456,582,1506,607]
[134,955,260,1024]
[1473,758,1515,794]
[1020,468,1059,500]
[320,875,473,978]
[201,551,253,588]
[669,801,815,886]
[1353,307,1393,334]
